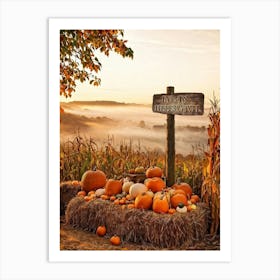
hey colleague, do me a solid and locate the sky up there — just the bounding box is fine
[60,30,220,105]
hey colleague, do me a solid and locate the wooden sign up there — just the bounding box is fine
[153,87,204,187]
[153,92,204,115]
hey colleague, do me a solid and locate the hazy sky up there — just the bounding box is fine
[60,30,220,105]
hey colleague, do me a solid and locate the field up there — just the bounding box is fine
[59,99,220,249]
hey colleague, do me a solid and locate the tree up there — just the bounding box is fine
[60,30,134,98]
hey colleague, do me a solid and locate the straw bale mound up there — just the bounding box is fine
[60,181,81,215]
[65,196,210,248]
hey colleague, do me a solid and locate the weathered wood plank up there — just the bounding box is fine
[153,92,204,115]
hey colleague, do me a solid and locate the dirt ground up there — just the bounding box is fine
[60,216,220,251]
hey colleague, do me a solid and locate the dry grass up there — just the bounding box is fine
[65,196,210,249]
[60,136,206,195]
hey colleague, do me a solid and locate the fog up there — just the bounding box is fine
[60,103,210,155]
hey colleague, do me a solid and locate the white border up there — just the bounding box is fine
[49,18,231,262]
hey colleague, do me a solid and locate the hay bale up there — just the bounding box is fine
[65,197,210,248]
[60,181,81,215]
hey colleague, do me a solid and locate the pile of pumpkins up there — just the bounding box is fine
[75,166,200,214]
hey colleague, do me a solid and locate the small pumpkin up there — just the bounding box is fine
[172,178,192,199]
[134,166,145,174]
[110,235,121,246]
[168,208,176,214]
[105,178,122,196]
[77,190,86,197]
[170,192,188,208]
[146,166,163,178]
[127,203,135,209]
[144,177,165,192]
[176,202,187,213]
[152,194,169,213]
[110,195,116,202]
[122,180,134,193]
[84,195,92,202]
[191,194,200,203]
[81,167,107,192]
[135,192,153,210]
[129,183,148,199]
[146,190,154,199]
[95,188,105,197]
[96,226,106,237]
[71,180,80,186]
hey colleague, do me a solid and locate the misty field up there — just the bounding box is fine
[59,100,220,249]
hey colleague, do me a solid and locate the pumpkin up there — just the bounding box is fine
[134,166,145,174]
[172,179,193,199]
[152,194,169,213]
[84,196,92,202]
[129,183,147,199]
[146,166,163,178]
[127,203,135,209]
[135,192,153,210]
[176,202,187,213]
[170,192,188,208]
[144,177,165,192]
[71,180,80,186]
[95,188,105,197]
[146,190,154,199]
[110,195,116,202]
[110,235,121,246]
[190,198,197,204]
[105,178,122,196]
[168,208,176,214]
[81,168,107,192]
[77,190,86,197]
[96,226,106,236]
[191,195,200,203]
[122,180,134,193]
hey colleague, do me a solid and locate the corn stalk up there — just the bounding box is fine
[201,95,220,235]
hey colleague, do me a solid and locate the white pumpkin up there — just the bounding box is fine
[95,188,105,197]
[129,183,147,199]
[122,181,134,193]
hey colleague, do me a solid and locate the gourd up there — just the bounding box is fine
[105,178,122,196]
[81,167,107,192]
[145,166,163,178]
[129,183,147,199]
[135,192,153,210]
[144,177,165,192]
[176,202,187,213]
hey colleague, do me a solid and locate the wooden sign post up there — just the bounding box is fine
[153,86,204,187]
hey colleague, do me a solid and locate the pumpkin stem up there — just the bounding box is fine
[92,166,97,171]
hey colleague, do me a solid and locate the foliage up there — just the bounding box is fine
[60,30,133,98]
[201,94,220,235]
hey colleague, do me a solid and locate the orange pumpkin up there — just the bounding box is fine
[96,226,106,236]
[84,195,92,202]
[81,168,106,192]
[191,194,200,203]
[168,208,176,214]
[170,192,188,208]
[77,190,86,197]
[71,180,80,186]
[152,194,169,213]
[127,203,135,209]
[172,181,193,199]
[135,192,153,210]
[146,166,163,178]
[110,195,116,201]
[110,235,121,246]
[105,179,122,196]
[145,177,165,192]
